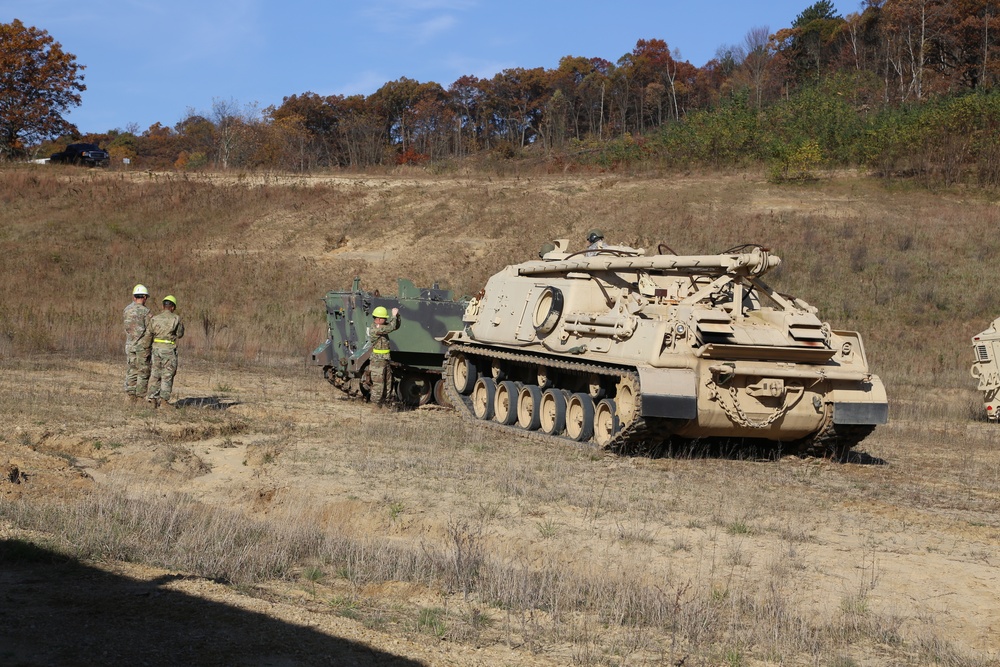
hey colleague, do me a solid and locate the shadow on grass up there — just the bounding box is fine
[637,438,889,466]
[0,539,423,667]
[841,449,888,465]
[174,395,241,410]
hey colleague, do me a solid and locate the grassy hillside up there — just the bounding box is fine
[3,165,996,402]
[3,164,1000,666]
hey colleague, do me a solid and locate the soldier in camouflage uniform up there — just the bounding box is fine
[585,229,607,256]
[366,305,400,406]
[123,284,153,403]
[146,295,185,408]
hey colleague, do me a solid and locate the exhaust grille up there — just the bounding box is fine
[976,344,991,363]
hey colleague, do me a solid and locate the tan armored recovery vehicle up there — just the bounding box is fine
[442,240,887,457]
[971,318,1000,420]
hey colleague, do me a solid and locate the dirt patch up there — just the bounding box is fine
[1,441,94,500]
[4,168,1000,664]
[2,358,999,665]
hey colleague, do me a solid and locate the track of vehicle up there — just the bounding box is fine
[444,344,874,459]
[446,344,681,456]
[793,419,875,460]
[325,364,447,407]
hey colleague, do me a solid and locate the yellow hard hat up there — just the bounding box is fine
[372,306,389,318]
[133,284,149,296]
[163,295,177,306]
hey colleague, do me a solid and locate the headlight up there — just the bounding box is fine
[675,323,686,335]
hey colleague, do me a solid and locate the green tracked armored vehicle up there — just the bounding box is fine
[312,277,467,406]
[441,240,888,457]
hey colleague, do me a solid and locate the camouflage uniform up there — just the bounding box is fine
[585,239,608,256]
[147,310,185,405]
[367,314,400,405]
[123,301,152,397]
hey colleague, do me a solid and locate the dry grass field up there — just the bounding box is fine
[2,165,999,666]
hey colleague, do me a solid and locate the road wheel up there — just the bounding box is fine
[397,373,433,406]
[615,375,639,428]
[539,388,566,435]
[566,393,595,441]
[593,399,620,447]
[452,353,477,394]
[472,377,496,420]
[494,380,519,425]
[517,385,542,430]
[433,379,452,408]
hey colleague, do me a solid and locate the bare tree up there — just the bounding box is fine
[211,98,261,169]
[743,26,773,109]
[662,47,685,121]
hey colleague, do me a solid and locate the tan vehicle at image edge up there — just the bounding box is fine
[970,318,1000,420]
[441,240,888,458]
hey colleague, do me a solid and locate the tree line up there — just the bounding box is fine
[5,1,1000,182]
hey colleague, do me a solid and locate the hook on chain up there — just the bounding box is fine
[707,378,804,429]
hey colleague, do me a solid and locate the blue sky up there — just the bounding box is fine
[3,0,859,135]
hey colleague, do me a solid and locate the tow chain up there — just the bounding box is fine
[706,380,804,429]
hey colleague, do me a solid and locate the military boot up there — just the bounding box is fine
[147,397,160,409]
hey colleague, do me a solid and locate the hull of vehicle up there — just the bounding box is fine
[311,277,467,406]
[443,241,887,458]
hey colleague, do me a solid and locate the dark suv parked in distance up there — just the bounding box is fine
[49,143,110,167]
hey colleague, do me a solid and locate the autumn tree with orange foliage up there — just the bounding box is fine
[0,19,85,159]
[17,3,999,174]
